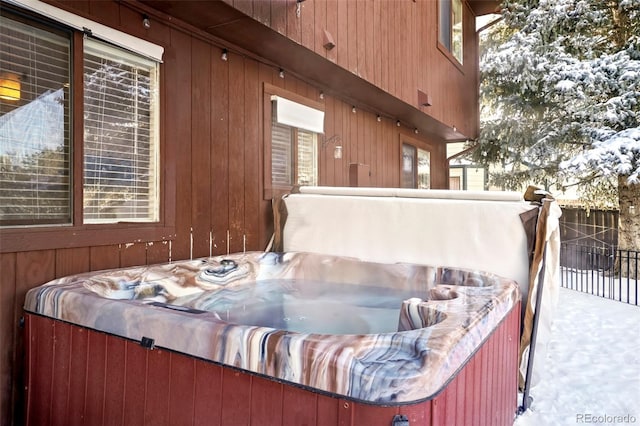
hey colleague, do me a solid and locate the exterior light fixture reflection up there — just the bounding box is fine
[334,145,342,159]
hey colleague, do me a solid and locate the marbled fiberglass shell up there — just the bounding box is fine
[24,251,520,404]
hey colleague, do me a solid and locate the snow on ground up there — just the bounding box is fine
[515,287,640,426]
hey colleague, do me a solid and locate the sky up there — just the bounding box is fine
[514,287,640,426]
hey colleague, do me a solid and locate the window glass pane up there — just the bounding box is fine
[271,102,293,185]
[297,130,317,186]
[401,144,416,188]
[438,0,451,50]
[270,98,319,188]
[83,38,159,223]
[452,0,463,63]
[417,148,431,189]
[0,14,71,226]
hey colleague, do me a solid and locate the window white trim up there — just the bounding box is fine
[270,95,324,134]
[5,0,164,62]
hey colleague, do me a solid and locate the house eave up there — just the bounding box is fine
[139,0,470,142]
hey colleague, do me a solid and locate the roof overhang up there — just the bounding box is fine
[138,0,472,141]
[467,0,501,16]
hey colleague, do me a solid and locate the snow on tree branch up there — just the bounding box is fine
[561,127,640,185]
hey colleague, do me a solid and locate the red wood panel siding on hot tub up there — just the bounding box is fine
[23,303,520,426]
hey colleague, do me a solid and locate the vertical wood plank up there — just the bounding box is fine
[167,354,195,426]
[143,349,171,425]
[220,369,251,425]
[166,29,192,261]
[84,331,107,425]
[372,0,381,88]
[253,0,271,27]
[0,253,16,426]
[285,0,301,44]
[464,352,476,426]
[67,326,88,426]
[146,241,171,265]
[88,0,119,27]
[29,315,53,426]
[456,368,467,426]
[355,0,365,79]
[311,0,323,56]
[119,243,147,268]
[271,0,287,36]
[364,0,374,83]
[211,46,231,257]
[103,337,126,426]
[379,0,388,93]
[315,393,338,426]
[336,0,348,69]
[90,245,121,272]
[123,341,147,426]
[50,321,72,426]
[325,0,337,64]
[444,372,457,426]
[193,362,223,426]
[55,247,90,278]
[249,376,283,425]
[191,38,213,259]
[243,59,261,252]
[228,55,246,254]
[352,404,400,426]
[281,385,317,426]
[301,0,316,52]
[346,0,357,74]
[337,398,353,426]
[16,250,55,426]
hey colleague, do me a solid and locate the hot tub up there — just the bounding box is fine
[24,251,521,425]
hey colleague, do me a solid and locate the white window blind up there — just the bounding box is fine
[271,116,293,186]
[0,14,71,226]
[83,38,159,223]
[271,95,324,134]
[297,130,317,186]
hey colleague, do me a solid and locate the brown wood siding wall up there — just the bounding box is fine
[234,0,480,138]
[22,303,519,425]
[0,1,468,423]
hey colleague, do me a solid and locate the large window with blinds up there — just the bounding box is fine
[0,14,71,226]
[0,9,160,227]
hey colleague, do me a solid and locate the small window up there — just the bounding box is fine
[83,39,160,223]
[0,14,72,226]
[401,143,430,189]
[270,100,319,187]
[438,0,463,64]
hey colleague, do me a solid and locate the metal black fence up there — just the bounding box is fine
[560,243,639,306]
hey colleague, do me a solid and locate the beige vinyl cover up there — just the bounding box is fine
[280,186,561,389]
